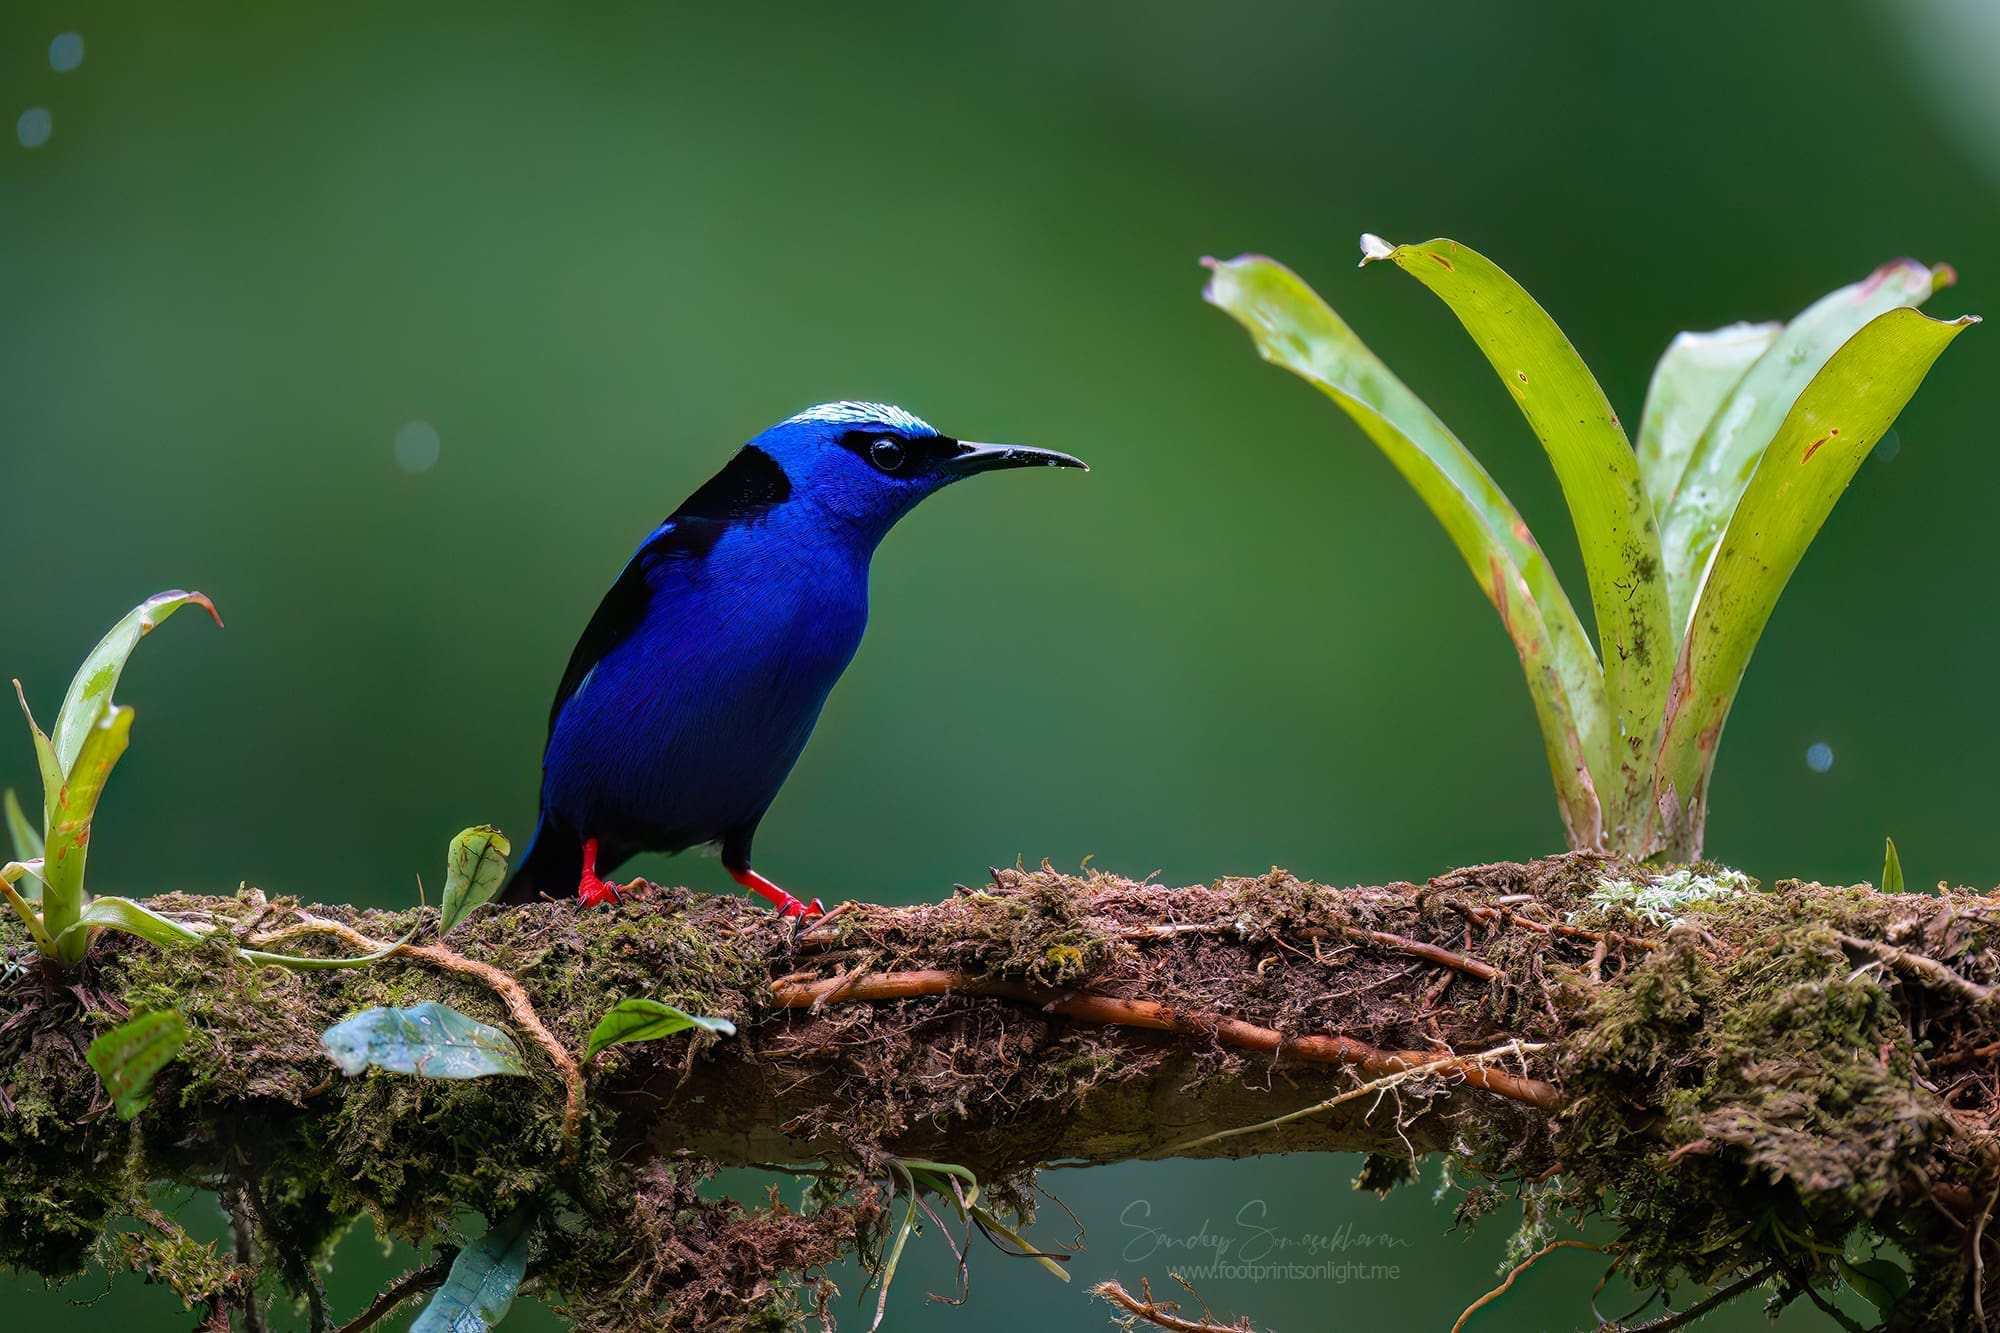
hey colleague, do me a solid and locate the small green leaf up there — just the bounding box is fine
[51,590,220,777]
[61,894,206,950]
[5,846,41,902]
[86,1010,190,1119]
[411,1206,536,1333]
[900,1159,980,1194]
[1882,838,1906,895]
[1838,1255,1909,1314]
[320,1002,527,1079]
[4,788,43,867]
[585,998,735,1061]
[440,825,511,935]
[13,680,62,829]
[51,895,415,970]
[1,862,57,955]
[871,1168,923,1332]
[970,1203,1071,1283]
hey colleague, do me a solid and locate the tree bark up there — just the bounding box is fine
[1,854,1994,1331]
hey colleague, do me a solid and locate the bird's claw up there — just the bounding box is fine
[781,896,825,947]
[729,866,821,924]
[577,874,625,908]
[575,837,626,908]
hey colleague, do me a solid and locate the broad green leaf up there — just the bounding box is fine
[1657,261,1951,637]
[4,788,43,867]
[321,1001,528,1079]
[1881,838,1906,895]
[51,590,219,777]
[13,681,62,827]
[1838,1256,1909,1314]
[44,704,135,963]
[1652,308,1975,856]
[1203,253,1609,847]
[585,997,735,1060]
[1363,236,1671,841]
[440,825,511,935]
[1635,322,1780,522]
[86,1010,190,1119]
[411,1206,535,1333]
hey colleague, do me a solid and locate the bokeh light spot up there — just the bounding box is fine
[1806,742,1834,774]
[394,420,441,473]
[49,32,84,73]
[16,107,51,149]
[1873,429,1902,463]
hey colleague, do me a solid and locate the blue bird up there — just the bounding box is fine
[500,401,1086,918]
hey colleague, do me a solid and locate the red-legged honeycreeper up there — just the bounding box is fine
[499,401,1086,919]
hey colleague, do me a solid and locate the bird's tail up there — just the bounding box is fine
[498,814,581,904]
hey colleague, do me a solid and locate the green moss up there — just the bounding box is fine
[104,1222,243,1312]
[955,870,1118,985]
[1554,873,1963,1316]
[1226,867,1335,929]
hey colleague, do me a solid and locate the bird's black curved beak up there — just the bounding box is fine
[943,441,1089,475]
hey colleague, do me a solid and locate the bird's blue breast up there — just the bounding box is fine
[540,512,870,854]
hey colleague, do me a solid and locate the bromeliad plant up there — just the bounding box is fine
[4,591,223,965]
[3,591,403,970]
[1206,238,1976,859]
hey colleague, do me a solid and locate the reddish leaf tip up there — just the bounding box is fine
[186,592,223,629]
[1860,258,1925,296]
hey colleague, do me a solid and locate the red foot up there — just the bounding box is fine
[728,865,823,921]
[577,837,625,908]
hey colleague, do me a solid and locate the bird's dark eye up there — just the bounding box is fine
[867,437,908,474]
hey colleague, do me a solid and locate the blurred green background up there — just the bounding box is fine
[3,0,1993,1327]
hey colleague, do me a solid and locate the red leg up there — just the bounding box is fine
[727,865,822,921]
[577,837,624,908]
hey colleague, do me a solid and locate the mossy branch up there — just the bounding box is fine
[4,855,2000,1331]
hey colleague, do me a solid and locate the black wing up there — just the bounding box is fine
[542,445,792,738]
